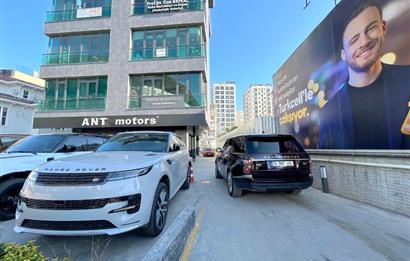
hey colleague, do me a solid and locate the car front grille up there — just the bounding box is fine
[22,219,116,231]
[20,196,110,210]
[36,172,109,185]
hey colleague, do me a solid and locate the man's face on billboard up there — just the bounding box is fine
[341,6,386,72]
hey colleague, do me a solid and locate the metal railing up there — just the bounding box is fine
[132,0,204,15]
[42,50,109,65]
[37,98,106,111]
[46,6,111,22]
[130,45,204,61]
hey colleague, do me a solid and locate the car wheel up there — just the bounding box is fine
[227,171,242,197]
[139,182,169,237]
[181,166,191,190]
[215,164,222,179]
[0,178,25,220]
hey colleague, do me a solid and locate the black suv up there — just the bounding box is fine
[215,134,312,197]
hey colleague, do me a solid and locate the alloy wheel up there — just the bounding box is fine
[155,188,168,230]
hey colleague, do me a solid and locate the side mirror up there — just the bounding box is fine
[216,148,222,153]
[58,145,76,153]
[173,144,181,152]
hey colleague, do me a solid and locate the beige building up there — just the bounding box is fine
[243,84,273,126]
[212,82,236,135]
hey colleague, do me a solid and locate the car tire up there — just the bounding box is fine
[227,171,242,197]
[215,164,222,179]
[139,182,169,237]
[181,166,191,190]
[0,178,25,220]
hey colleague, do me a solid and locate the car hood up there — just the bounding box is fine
[0,153,52,175]
[36,151,168,173]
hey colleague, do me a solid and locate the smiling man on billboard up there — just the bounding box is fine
[318,0,410,149]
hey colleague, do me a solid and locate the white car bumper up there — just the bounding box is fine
[14,175,157,236]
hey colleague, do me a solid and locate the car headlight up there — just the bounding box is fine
[107,166,152,181]
[27,171,39,183]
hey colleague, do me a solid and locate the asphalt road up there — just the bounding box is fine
[1,157,409,261]
[183,158,410,261]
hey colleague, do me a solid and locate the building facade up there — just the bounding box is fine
[0,70,45,135]
[212,82,236,135]
[243,84,273,125]
[34,0,214,157]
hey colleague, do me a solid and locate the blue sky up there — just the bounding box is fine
[0,0,338,110]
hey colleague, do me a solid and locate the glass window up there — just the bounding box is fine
[164,74,177,95]
[7,135,66,153]
[67,79,77,99]
[247,137,305,154]
[98,77,107,97]
[97,133,169,152]
[1,107,8,126]
[86,136,106,151]
[58,135,87,152]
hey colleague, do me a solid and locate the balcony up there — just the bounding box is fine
[42,51,109,65]
[37,98,105,112]
[132,0,204,15]
[46,6,111,23]
[130,45,204,61]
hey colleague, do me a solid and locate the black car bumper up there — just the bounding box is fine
[233,176,313,192]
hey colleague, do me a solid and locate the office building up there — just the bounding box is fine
[34,0,214,156]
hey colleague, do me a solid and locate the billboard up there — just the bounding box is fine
[273,0,410,149]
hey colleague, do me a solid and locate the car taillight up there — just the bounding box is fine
[243,159,253,174]
[309,160,312,176]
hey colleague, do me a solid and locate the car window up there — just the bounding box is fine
[231,137,245,153]
[223,139,231,153]
[6,135,66,153]
[176,136,186,149]
[247,137,304,154]
[170,135,181,152]
[58,136,87,152]
[97,133,169,152]
[86,136,106,151]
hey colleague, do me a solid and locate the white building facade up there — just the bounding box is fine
[0,70,45,135]
[212,82,236,135]
[243,84,274,125]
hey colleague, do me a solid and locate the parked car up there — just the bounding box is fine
[202,148,215,157]
[15,131,192,237]
[0,134,27,152]
[215,134,312,197]
[0,133,107,220]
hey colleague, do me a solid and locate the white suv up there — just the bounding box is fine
[0,134,106,220]
[15,131,192,237]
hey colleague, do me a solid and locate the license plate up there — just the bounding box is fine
[269,160,294,168]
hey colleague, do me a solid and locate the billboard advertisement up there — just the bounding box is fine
[273,0,410,149]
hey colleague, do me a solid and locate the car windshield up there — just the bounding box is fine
[247,137,304,154]
[96,133,169,152]
[6,135,66,153]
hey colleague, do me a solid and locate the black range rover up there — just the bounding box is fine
[215,134,312,197]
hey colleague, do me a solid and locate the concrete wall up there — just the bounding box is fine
[308,150,410,217]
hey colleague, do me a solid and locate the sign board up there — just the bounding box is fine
[76,7,103,18]
[273,0,410,149]
[155,48,167,58]
[146,0,189,13]
[141,95,185,109]
[33,113,208,128]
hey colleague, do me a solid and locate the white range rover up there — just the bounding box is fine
[14,131,192,237]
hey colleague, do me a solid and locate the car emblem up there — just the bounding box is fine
[92,178,100,182]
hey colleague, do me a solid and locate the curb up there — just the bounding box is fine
[142,205,196,261]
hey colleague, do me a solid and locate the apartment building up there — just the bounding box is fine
[212,82,236,135]
[243,84,273,124]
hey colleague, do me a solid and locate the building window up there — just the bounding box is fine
[129,72,204,108]
[0,107,8,125]
[131,26,204,60]
[44,33,110,65]
[23,90,29,99]
[41,76,107,111]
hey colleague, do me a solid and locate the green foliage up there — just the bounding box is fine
[0,241,70,261]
